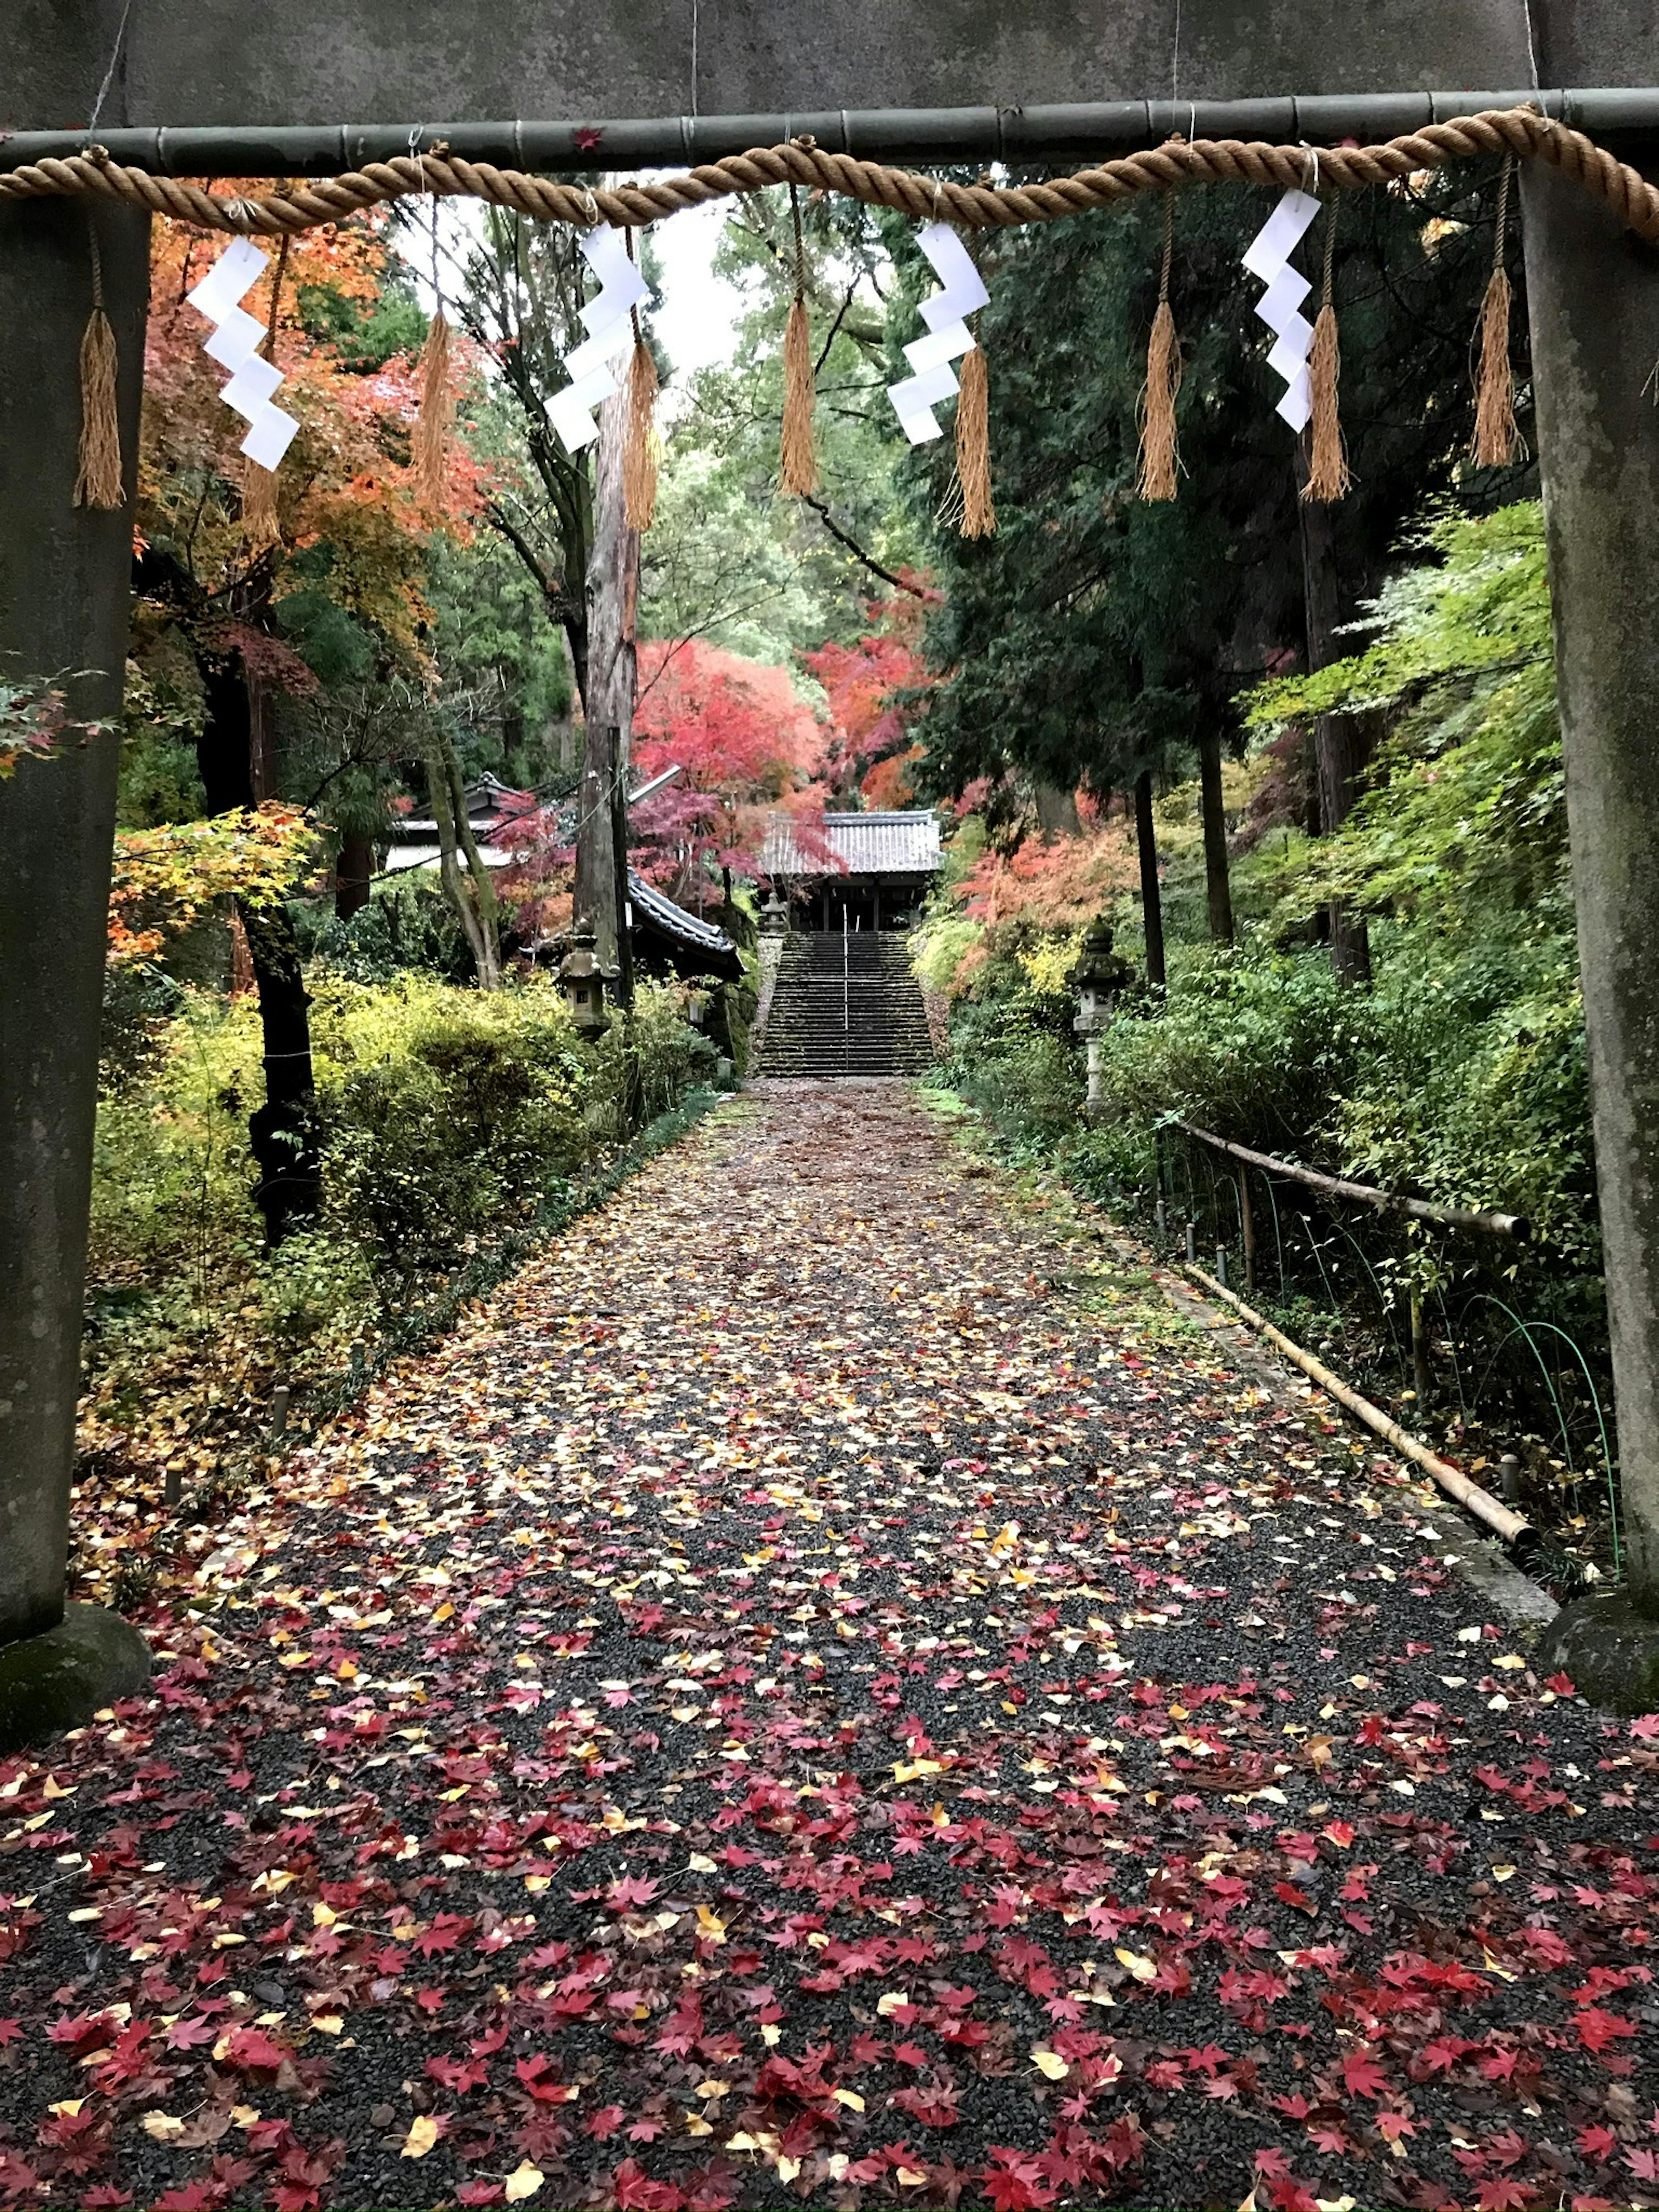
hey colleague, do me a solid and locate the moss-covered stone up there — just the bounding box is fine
[0,1605,152,1751]
[1538,1592,1659,1717]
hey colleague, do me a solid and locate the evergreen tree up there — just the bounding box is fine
[899,162,1532,963]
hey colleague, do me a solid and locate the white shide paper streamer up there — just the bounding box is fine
[887,222,991,445]
[1242,187,1322,434]
[549,229,653,454]
[186,236,301,471]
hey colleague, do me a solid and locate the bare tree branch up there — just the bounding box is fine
[799,496,926,598]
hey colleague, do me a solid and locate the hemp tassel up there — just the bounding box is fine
[1472,156,1522,467]
[779,184,819,496]
[413,308,454,511]
[623,327,660,531]
[1136,193,1180,501]
[780,296,819,496]
[75,222,124,510]
[243,232,291,547]
[1303,201,1351,503]
[242,460,280,546]
[954,343,995,537]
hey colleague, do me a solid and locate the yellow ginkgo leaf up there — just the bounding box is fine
[504,2162,544,2203]
[1032,2049,1070,2080]
[1116,1946,1158,1982]
[400,2115,440,2160]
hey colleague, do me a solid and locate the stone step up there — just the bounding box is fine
[758,929,935,1081]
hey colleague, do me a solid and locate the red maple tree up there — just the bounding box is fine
[803,588,936,808]
[629,640,828,898]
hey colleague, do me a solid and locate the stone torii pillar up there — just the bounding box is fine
[0,195,154,1746]
[1524,145,1659,1707]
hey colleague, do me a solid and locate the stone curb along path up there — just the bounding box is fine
[1,1079,1656,2212]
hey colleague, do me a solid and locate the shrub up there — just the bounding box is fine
[314,973,592,1275]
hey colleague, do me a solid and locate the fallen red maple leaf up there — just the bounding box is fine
[1573,2005,1639,2053]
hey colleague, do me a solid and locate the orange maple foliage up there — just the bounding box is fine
[141,207,478,668]
[954,823,1138,934]
[108,803,319,967]
[803,589,935,807]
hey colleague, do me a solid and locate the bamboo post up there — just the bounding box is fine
[1237,1163,1256,1292]
[1410,1289,1431,1406]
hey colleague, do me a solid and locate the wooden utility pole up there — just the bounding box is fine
[573,383,639,980]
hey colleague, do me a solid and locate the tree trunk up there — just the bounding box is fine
[197,656,321,1244]
[422,726,501,990]
[1297,469,1373,986]
[501,701,526,787]
[335,827,373,920]
[575,386,640,976]
[248,667,276,800]
[1197,728,1234,943]
[1033,781,1081,838]
[1134,770,1166,996]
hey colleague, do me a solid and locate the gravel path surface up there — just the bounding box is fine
[3,1082,1657,2212]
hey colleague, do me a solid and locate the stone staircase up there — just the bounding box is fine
[757,930,935,1078]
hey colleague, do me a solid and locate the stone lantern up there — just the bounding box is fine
[559,923,611,1040]
[1067,916,1131,1122]
[760,888,789,935]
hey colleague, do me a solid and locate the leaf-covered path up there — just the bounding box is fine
[5,1083,1659,2212]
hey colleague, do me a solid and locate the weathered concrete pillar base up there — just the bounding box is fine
[0,1604,151,1754]
[1537,1592,1659,1718]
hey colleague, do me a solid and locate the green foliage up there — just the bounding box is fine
[296,272,429,372]
[941,974,1082,1142]
[297,879,476,985]
[937,502,1595,1284]
[84,971,711,1487]
[315,974,593,1275]
[640,193,919,662]
[89,973,706,1301]
[1249,502,1564,931]
[117,645,205,826]
[903,164,1530,805]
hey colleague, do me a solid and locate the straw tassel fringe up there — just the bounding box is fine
[1301,197,1350,504]
[780,183,819,498]
[1137,299,1181,501]
[76,305,124,510]
[1137,188,1180,501]
[1303,302,1351,502]
[1472,266,1521,466]
[413,309,454,511]
[242,460,280,546]
[243,232,290,547]
[955,343,995,537]
[623,334,660,531]
[75,216,124,512]
[1470,153,1522,468]
[780,295,818,496]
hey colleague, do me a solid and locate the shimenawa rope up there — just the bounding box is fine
[7,107,1654,244]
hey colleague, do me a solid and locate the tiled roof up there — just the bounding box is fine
[627,870,737,962]
[760,810,943,877]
